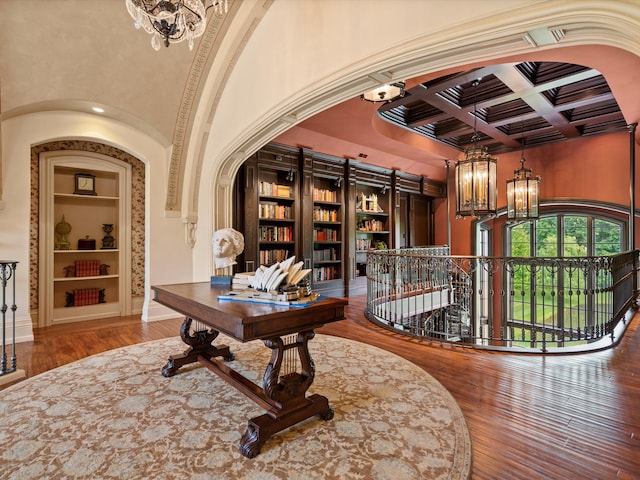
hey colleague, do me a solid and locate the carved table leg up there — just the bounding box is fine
[238,330,334,458]
[162,317,234,377]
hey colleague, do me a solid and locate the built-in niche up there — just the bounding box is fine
[30,140,145,326]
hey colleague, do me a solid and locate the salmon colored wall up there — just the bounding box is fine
[434,131,636,255]
[525,132,631,205]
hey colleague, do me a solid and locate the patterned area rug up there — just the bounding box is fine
[0,335,471,479]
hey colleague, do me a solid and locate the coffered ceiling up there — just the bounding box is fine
[377,61,627,155]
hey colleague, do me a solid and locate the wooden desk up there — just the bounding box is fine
[151,282,348,458]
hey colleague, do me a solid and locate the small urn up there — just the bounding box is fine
[101,224,116,249]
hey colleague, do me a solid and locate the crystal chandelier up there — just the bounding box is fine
[361,82,405,103]
[125,0,229,51]
[506,138,540,220]
[455,79,498,218]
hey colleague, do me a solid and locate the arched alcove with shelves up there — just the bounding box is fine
[31,141,145,327]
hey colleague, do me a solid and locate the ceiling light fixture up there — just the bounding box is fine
[361,82,405,103]
[506,130,540,220]
[455,79,498,218]
[125,0,228,51]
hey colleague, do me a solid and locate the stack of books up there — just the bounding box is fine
[74,259,100,277]
[72,288,101,306]
[232,272,253,290]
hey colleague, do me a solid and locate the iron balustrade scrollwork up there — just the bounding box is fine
[0,261,18,376]
[365,249,638,353]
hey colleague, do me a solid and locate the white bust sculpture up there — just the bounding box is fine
[212,228,245,269]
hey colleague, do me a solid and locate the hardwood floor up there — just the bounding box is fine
[5,296,640,479]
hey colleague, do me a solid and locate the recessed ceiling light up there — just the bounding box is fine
[92,107,105,113]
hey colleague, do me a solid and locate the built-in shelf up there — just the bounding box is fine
[39,150,132,326]
[54,249,120,253]
[54,274,119,282]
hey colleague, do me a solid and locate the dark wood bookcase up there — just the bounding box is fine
[346,161,393,296]
[235,143,444,297]
[240,145,300,273]
[301,149,345,296]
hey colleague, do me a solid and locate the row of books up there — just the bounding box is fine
[260,249,290,266]
[75,259,100,277]
[314,228,339,241]
[258,181,291,198]
[357,218,385,231]
[356,238,372,250]
[313,266,340,281]
[259,202,292,220]
[71,287,103,306]
[313,187,338,202]
[313,207,339,222]
[259,225,293,242]
[313,247,339,261]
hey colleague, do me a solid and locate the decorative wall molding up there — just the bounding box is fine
[207,2,640,248]
[29,141,146,311]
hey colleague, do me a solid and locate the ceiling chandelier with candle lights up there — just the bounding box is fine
[506,139,540,220]
[125,0,228,51]
[455,79,498,218]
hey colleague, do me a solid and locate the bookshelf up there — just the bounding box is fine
[240,146,300,272]
[236,144,442,297]
[355,191,390,277]
[258,180,296,265]
[312,184,342,286]
[38,151,132,326]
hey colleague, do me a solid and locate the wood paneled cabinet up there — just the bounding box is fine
[235,143,443,297]
[239,146,300,273]
[346,162,394,296]
[39,151,132,326]
[300,150,346,296]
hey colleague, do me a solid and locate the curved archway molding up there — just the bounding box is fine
[179,0,639,276]
[167,0,273,219]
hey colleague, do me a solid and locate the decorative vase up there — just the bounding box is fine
[55,215,72,250]
[101,224,116,249]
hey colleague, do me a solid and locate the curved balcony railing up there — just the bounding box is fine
[365,248,638,353]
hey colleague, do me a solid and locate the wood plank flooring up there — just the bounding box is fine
[4,295,640,479]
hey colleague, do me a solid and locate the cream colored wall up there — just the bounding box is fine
[0,111,194,337]
[0,0,194,146]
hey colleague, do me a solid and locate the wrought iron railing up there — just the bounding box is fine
[0,261,18,376]
[365,248,638,353]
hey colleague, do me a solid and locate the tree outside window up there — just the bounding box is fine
[506,213,624,347]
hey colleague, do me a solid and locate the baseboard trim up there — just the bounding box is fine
[143,300,181,323]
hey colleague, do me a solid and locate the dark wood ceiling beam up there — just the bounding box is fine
[379,62,626,153]
[555,92,616,113]
[406,111,450,128]
[434,123,473,138]
[569,111,625,127]
[413,88,523,147]
[529,69,602,94]
[491,68,605,140]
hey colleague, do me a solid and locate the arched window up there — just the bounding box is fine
[504,213,625,347]
[506,214,625,258]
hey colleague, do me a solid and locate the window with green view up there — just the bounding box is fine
[505,213,624,347]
